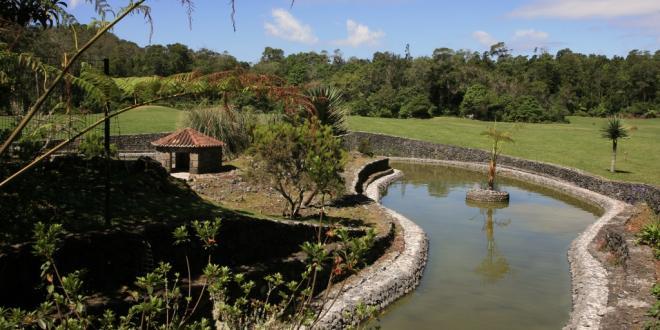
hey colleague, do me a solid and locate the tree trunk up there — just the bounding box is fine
[488,159,496,190]
[610,140,617,173]
[302,189,319,207]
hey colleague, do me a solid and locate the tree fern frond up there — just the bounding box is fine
[79,63,121,101]
[85,0,115,21]
[125,3,153,41]
[69,75,108,104]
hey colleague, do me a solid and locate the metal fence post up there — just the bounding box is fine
[103,58,111,226]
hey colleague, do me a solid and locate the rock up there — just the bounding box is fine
[466,188,510,203]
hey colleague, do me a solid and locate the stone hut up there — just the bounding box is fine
[151,128,224,174]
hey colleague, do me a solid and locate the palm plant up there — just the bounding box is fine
[304,86,348,136]
[601,116,628,173]
[481,126,514,190]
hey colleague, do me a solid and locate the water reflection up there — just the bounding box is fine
[467,200,511,283]
[375,162,600,330]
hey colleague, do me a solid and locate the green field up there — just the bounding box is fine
[109,105,186,134]
[4,106,658,185]
[1,105,186,136]
[348,116,660,186]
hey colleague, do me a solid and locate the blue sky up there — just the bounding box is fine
[67,0,660,62]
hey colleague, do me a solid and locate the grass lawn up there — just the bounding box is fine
[4,106,657,185]
[348,116,660,186]
[110,105,186,134]
[1,105,186,136]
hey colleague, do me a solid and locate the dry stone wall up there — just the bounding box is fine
[343,132,659,212]
[313,161,429,329]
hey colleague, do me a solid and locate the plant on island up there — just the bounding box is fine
[466,125,514,202]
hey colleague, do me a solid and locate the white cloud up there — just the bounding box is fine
[511,29,550,51]
[264,9,318,44]
[69,0,81,9]
[513,29,549,41]
[472,30,498,46]
[472,29,552,51]
[510,0,660,19]
[334,20,385,47]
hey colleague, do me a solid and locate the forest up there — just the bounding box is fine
[2,24,659,123]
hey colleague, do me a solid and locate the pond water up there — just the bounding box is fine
[375,162,601,330]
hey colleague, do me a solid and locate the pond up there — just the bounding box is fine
[375,162,601,329]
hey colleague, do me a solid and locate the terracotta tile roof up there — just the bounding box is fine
[151,128,224,148]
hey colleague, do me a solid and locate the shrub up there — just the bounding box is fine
[349,98,371,116]
[14,136,44,162]
[185,107,257,159]
[304,86,348,136]
[459,84,499,120]
[249,121,346,218]
[357,139,374,157]
[503,96,545,123]
[399,94,436,118]
[646,284,660,329]
[78,133,118,159]
[367,85,400,118]
[623,102,657,118]
[638,222,660,258]
[0,217,377,329]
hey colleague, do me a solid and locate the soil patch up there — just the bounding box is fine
[591,204,658,329]
[188,152,392,236]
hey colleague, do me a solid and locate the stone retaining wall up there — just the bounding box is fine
[313,161,429,329]
[343,132,659,212]
[53,132,170,153]
[350,158,390,194]
[111,132,170,151]
[382,158,631,329]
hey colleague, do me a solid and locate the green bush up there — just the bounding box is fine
[503,96,545,123]
[623,102,657,118]
[645,284,660,329]
[349,98,371,116]
[304,86,348,136]
[78,133,118,159]
[638,222,660,258]
[0,216,377,328]
[249,121,346,218]
[357,139,373,157]
[185,107,256,159]
[399,94,436,118]
[459,84,500,120]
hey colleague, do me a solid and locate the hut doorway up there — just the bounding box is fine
[174,152,190,172]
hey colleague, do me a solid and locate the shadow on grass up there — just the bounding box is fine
[329,194,374,208]
[0,155,225,244]
[614,169,633,174]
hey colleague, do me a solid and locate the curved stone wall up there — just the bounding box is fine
[313,161,429,329]
[380,158,631,329]
[343,132,659,213]
[322,155,637,329]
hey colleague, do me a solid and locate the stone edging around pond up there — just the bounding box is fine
[313,162,429,329]
[386,157,632,330]
[342,131,659,213]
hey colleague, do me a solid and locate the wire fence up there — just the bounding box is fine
[1,55,126,142]
[0,112,125,141]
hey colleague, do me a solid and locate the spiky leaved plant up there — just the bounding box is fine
[601,116,628,173]
[481,126,514,190]
[304,86,348,136]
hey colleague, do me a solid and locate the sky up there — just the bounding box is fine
[66,0,660,63]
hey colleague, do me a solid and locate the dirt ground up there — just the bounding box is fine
[592,204,659,329]
[188,151,392,236]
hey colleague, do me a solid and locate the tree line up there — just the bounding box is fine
[3,25,659,122]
